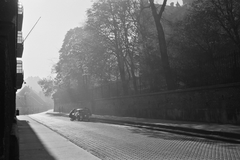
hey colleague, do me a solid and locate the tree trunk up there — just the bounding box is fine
[149,0,176,90]
[110,5,129,95]
[114,31,128,95]
[156,21,175,90]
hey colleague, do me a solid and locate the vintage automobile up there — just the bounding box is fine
[69,108,91,121]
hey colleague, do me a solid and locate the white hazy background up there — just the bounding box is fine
[21,0,183,79]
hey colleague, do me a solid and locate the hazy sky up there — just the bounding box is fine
[21,0,183,79]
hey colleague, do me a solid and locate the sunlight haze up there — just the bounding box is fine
[21,0,183,79]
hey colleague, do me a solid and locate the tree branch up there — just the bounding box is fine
[149,0,167,21]
[159,0,167,19]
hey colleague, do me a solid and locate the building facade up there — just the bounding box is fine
[0,0,24,159]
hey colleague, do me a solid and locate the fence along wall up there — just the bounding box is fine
[55,83,240,124]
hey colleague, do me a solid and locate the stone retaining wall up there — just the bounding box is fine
[55,83,240,124]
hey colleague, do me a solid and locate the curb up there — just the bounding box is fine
[93,117,240,144]
[47,112,240,144]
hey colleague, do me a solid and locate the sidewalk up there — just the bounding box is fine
[18,115,100,160]
[49,111,240,143]
[93,114,240,143]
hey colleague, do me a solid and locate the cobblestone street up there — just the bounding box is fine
[30,113,240,160]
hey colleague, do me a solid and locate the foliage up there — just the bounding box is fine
[38,77,55,97]
[170,0,240,87]
[85,0,142,94]
[38,0,240,102]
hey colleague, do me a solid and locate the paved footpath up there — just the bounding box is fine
[18,115,100,160]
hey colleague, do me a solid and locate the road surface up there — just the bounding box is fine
[29,112,240,160]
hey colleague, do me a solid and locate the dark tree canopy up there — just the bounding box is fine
[39,0,240,101]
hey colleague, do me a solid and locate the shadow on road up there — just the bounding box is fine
[18,119,56,160]
[128,127,230,145]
